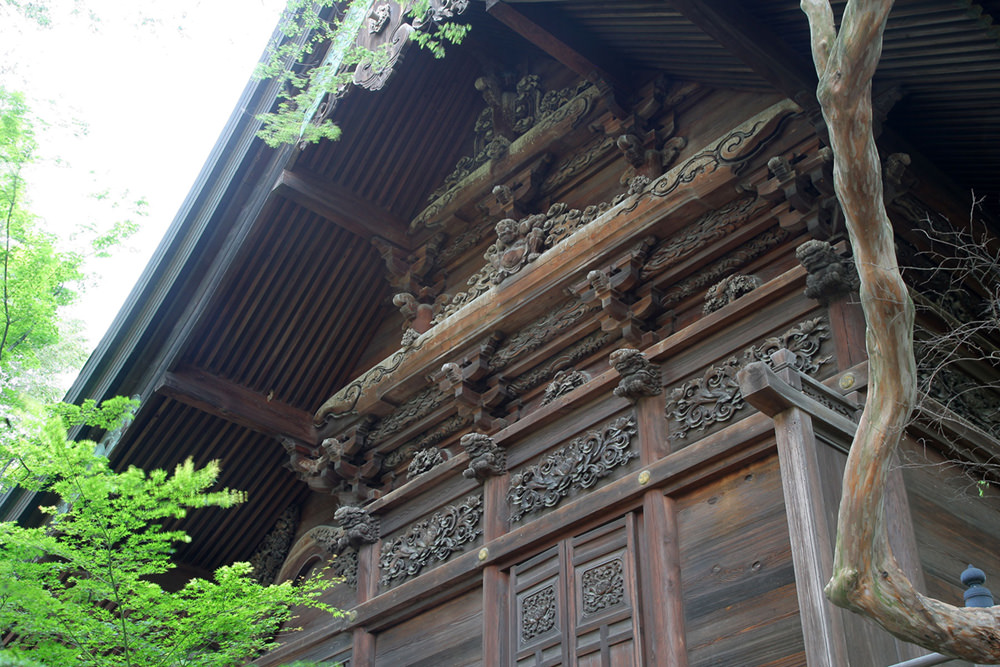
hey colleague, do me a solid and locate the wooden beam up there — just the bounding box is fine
[485,0,629,115]
[273,169,411,249]
[157,364,317,445]
[667,0,819,112]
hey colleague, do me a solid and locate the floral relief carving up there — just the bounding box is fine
[507,416,638,522]
[541,368,590,405]
[581,558,626,615]
[406,447,445,479]
[666,317,832,439]
[378,495,484,586]
[521,585,558,642]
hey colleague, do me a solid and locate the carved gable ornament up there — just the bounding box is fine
[353,0,470,91]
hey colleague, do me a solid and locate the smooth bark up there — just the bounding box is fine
[801,0,1000,661]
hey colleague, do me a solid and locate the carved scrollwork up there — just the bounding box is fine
[378,494,483,586]
[658,227,789,309]
[507,415,638,522]
[611,349,662,401]
[406,447,445,479]
[249,505,300,585]
[461,432,506,481]
[541,368,590,405]
[521,585,558,642]
[641,195,765,280]
[581,558,626,615]
[303,525,359,588]
[703,274,762,314]
[333,506,380,551]
[666,317,832,439]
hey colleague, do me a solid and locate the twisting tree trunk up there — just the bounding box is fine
[801,0,1000,661]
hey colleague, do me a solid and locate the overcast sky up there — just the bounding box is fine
[1,0,287,369]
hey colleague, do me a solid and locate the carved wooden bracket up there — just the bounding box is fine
[283,439,339,494]
[333,505,380,551]
[610,348,662,402]
[460,432,506,481]
[372,233,445,295]
[757,149,841,240]
[572,237,658,345]
[796,240,859,306]
[437,339,512,432]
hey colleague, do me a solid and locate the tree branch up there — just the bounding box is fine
[804,0,1000,662]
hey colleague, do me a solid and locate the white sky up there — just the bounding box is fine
[1,0,287,374]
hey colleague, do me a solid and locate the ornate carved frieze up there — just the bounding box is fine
[249,505,300,585]
[618,100,799,216]
[330,548,359,587]
[641,195,766,281]
[489,299,597,371]
[508,329,615,397]
[461,432,506,481]
[333,505,380,551]
[611,349,662,401]
[666,318,832,439]
[541,133,617,194]
[521,585,558,642]
[487,215,549,283]
[919,364,1000,439]
[703,274,762,314]
[581,558,626,616]
[406,447,445,479]
[796,239,859,305]
[507,415,638,522]
[378,494,484,586]
[541,369,590,405]
[391,413,474,471]
[428,77,593,203]
[657,227,789,309]
[366,384,447,445]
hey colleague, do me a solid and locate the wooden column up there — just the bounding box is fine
[482,472,510,667]
[631,377,687,667]
[352,539,380,663]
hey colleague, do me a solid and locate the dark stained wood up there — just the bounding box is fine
[483,565,510,667]
[157,364,318,444]
[769,406,849,666]
[484,0,629,115]
[273,169,411,249]
[638,492,687,666]
[666,0,819,112]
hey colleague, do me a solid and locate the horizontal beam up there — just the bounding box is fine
[667,0,819,111]
[157,364,317,445]
[273,169,411,249]
[485,0,629,112]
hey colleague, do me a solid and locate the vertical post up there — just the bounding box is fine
[770,404,850,666]
[612,346,688,666]
[482,472,510,667]
[353,539,379,663]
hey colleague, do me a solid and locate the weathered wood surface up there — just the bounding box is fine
[677,455,804,666]
[374,588,483,666]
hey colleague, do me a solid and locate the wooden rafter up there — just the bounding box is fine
[667,0,819,112]
[157,364,318,445]
[273,169,412,249]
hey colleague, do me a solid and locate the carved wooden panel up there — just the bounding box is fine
[510,515,641,665]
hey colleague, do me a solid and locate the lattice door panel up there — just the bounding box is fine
[510,514,642,666]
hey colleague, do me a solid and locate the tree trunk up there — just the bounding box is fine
[801,0,1000,661]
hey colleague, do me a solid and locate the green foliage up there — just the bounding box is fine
[255,0,468,147]
[0,88,88,403]
[0,401,339,666]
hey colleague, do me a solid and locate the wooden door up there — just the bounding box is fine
[511,514,642,666]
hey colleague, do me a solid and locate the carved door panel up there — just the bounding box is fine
[511,514,641,666]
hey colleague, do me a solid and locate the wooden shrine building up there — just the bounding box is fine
[6,1,1000,664]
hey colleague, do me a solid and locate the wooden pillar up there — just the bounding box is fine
[352,540,379,664]
[482,472,510,667]
[770,404,850,666]
[631,376,687,666]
